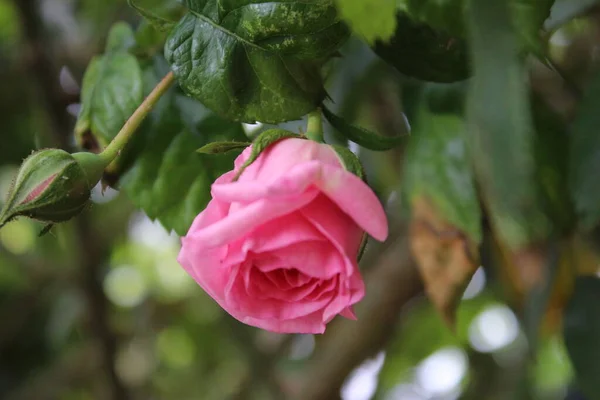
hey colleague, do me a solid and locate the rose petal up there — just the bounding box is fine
[236,311,327,334]
[187,190,319,250]
[262,240,346,279]
[226,274,333,321]
[212,161,388,241]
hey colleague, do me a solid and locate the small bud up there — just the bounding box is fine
[0,149,106,228]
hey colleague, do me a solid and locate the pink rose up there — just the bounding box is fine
[177,138,388,334]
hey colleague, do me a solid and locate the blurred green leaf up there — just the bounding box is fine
[398,0,554,53]
[570,68,600,231]
[119,62,248,235]
[511,0,555,56]
[563,276,600,399]
[466,0,552,249]
[335,0,397,44]
[164,0,349,123]
[404,93,481,243]
[322,106,406,151]
[400,0,465,36]
[374,12,470,83]
[127,0,185,32]
[75,23,143,148]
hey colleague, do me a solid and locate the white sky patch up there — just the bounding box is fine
[415,347,467,397]
[462,267,486,300]
[341,352,386,400]
[469,304,520,353]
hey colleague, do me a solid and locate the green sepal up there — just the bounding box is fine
[197,141,251,155]
[322,106,407,151]
[233,129,301,181]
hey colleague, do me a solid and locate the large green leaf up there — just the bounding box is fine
[466,0,552,249]
[511,0,555,56]
[75,23,143,148]
[404,91,481,243]
[373,12,469,83]
[164,0,349,124]
[127,0,185,32]
[570,68,600,231]
[400,0,465,36]
[403,86,481,325]
[335,0,397,44]
[564,276,600,399]
[119,62,248,235]
[398,0,554,53]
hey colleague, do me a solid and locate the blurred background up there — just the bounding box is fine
[0,0,597,399]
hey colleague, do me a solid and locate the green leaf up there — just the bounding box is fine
[335,0,397,44]
[119,61,249,235]
[196,141,250,155]
[106,21,137,52]
[75,23,143,148]
[164,0,349,124]
[234,129,300,180]
[466,0,552,249]
[398,0,554,53]
[570,68,600,231]
[400,0,465,36]
[373,12,469,83]
[563,276,600,399]
[404,95,481,243]
[322,106,406,151]
[511,0,555,56]
[127,0,185,32]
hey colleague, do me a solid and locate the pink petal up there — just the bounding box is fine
[226,275,333,321]
[341,307,358,320]
[186,190,319,250]
[236,311,327,334]
[212,161,388,241]
[264,240,346,279]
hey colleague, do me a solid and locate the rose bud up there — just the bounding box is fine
[178,138,388,334]
[0,149,106,228]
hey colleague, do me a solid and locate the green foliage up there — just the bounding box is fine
[322,106,407,151]
[196,141,250,155]
[403,86,481,243]
[75,23,144,148]
[335,0,397,44]
[119,64,248,235]
[570,68,600,231]
[164,0,349,124]
[564,276,600,399]
[373,12,470,83]
[397,0,554,53]
[466,0,552,249]
[127,0,185,32]
[398,0,465,36]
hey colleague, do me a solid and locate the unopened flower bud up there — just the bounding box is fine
[0,149,106,228]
